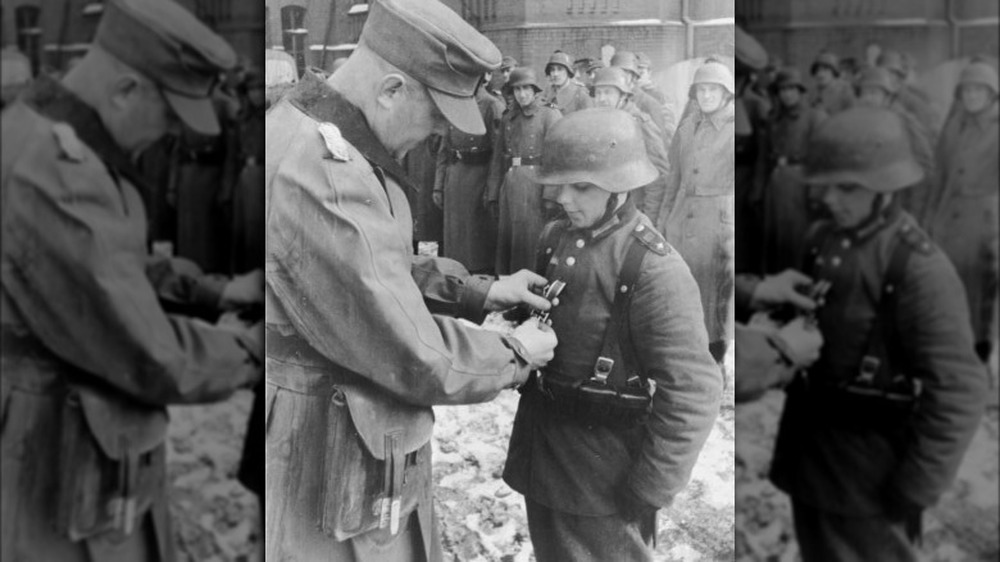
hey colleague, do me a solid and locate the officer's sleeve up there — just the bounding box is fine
[2,159,260,406]
[625,251,723,507]
[267,149,528,408]
[145,254,228,310]
[636,114,671,224]
[411,255,493,323]
[888,250,988,508]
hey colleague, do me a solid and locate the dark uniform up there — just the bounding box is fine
[505,109,722,562]
[769,107,988,561]
[0,2,262,561]
[434,88,506,273]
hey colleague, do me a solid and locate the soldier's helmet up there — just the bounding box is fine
[876,50,908,79]
[689,60,736,99]
[610,51,640,78]
[528,108,658,193]
[803,107,924,192]
[590,67,632,96]
[500,55,518,71]
[810,52,841,77]
[508,67,543,93]
[546,51,576,77]
[956,61,999,96]
[635,52,652,70]
[854,66,898,96]
[770,67,807,94]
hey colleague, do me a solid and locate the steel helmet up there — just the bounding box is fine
[876,50,907,79]
[590,67,632,96]
[803,107,923,192]
[545,51,575,77]
[956,61,999,96]
[500,55,518,71]
[736,26,768,71]
[635,52,652,70]
[610,51,640,78]
[689,60,736,99]
[528,108,658,193]
[770,67,807,94]
[854,66,898,95]
[508,67,542,93]
[810,52,841,77]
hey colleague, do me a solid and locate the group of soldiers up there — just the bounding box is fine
[734,27,995,560]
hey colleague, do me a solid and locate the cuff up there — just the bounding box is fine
[193,274,230,309]
[459,274,494,323]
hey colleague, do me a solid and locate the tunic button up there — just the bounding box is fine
[552,297,560,306]
[635,225,645,232]
[576,239,585,248]
[831,256,842,267]
[546,247,553,254]
[620,285,629,293]
[841,239,850,249]
[566,257,576,266]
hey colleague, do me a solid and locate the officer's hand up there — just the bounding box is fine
[432,191,443,209]
[772,317,824,368]
[614,481,658,523]
[751,269,817,311]
[508,319,557,369]
[221,269,264,309]
[485,270,552,312]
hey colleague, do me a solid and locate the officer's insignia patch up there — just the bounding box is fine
[318,122,351,161]
[632,223,670,256]
[52,123,86,163]
[898,222,934,255]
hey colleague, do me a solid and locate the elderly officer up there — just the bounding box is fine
[766,107,988,561]
[0,0,263,560]
[264,1,559,560]
[656,59,737,364]
[433,73,506,273]
[486,67,562,274]
[590,66,670,223]
[540,51,593,115]
[505,108,722,562]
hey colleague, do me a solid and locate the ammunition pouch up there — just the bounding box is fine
[534,371,652,429]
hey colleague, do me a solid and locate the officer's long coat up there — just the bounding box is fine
[925,101,999,343]
[434,89,505,272]
[1,76,260,562]
[504,203,722,516]
[486,98,561,274]
[771,207,988,516]
[656,101,736,344]
[264,74,530,561]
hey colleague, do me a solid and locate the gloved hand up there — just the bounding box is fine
[770,316,824,368]
[615,481,658,523]
[221,269,264,310]
[507,318,558,369]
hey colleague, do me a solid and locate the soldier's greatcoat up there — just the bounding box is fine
[540,80,592,115]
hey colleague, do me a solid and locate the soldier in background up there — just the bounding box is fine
[541,51,593,115]
[506,108,722,562]
[590,66,670,223]
[925,61,999,363]
[768,107,987,561]
[572,56,594,87]
[612,50,671,149]
[878,50,943,137]
[634,52,667,104]
[487,67,562,274]
[808,51,855,115]
[497,55,518,110]
[0,0,263,560]
[434,72,506,274]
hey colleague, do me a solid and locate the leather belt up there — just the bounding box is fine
[506,155,540,168]
[448,148,492,165]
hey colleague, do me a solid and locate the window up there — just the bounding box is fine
[281,5,307,78]
[15,5,41,77]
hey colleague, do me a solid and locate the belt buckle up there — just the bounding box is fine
[592,357,614,384]
[512,156,522,167]
[453,150,463,161]
[857,356,880,385]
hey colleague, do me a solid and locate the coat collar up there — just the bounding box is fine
[569,197,639,241]
[839,196,903,243]
[286,71,418,193]
[21,74,152,194]
[695,99,736,131]
[958,99,999,131]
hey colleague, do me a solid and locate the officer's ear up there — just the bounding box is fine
[375,73,408,110]
[108,72,144,111]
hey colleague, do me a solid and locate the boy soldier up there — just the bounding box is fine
[540,51,593,115]
[1,0,263,560]
[767,107,988,561]
[263,1,559,560]
[809,51,855,115]
[504,108,722,562]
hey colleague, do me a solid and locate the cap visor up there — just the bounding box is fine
[164,91,221,136]
[428,88,485,135]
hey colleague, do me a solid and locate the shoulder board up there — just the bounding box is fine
[633,111,651,123]
[630,223,670,256]
[897,220,934,255]
[52,122,87,163]
[317,122,351,162]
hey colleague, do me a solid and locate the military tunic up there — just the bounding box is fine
[809,78,855,115]
[504,202,722,560]
[656,102,736,345]
[620,99,670,225]
[1,76,260,562]
[434,89,506,272]
[926,101,998,345]
[486,98,562,274]
[264,75,532,562]
[770,205,987,560]
[540,80,593,115]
